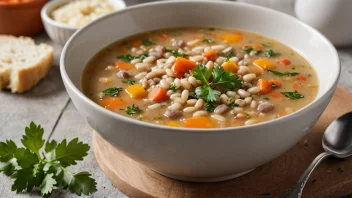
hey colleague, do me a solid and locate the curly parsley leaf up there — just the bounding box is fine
[190,64,212,85]
[205,103,217,112]
[121,104,143,115]
[195,86,220,102]
[169,82,178,92]
[244,48,262,54]
[165,49,188,58]
[21,122,45,156]
[203,38,213,44]
[121,79,135,85]
[0,140,17,162]
[228,98,239,108]
[267,69,299,76]
[264,49,280,57]
[102,87,123,97]
[69,172,97,196]
[281,90,304,100]
[40,173,57,196]
[55,138,89,167]
[116,53,148,62]
[212,66,242,90]
[14,148,38,169]
[0,161,16,176]
[225,53,234,62]
[11,168,36,193]
[45,140,57,153]
[142,39,153,46]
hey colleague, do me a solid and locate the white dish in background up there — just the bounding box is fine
[41,0,126,45]
[61,0,340,182]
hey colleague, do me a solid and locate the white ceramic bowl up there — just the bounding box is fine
[61,1,340,182]
[40,0,126,45]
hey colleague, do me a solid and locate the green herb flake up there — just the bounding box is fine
[262,43,271,47]
[142,39,153,46]
[116,53,148,62]
[205,103,217,112]
[264,49,280,57]
[203,38,213,44]
[267,69,299,77]
[281,90,304,100]
[225,53,234,62]
[209,27,215,31]
[271,83,277,88]
[306,73,312,77]
[152,116,164,120]
[169,82,178,92]
[102,87,123,97]
[121,79,135,85]
[228,98,239,108]
[165,49,188,58]
[121,104,143,115]
[263,97,270,100]
[244,47,261,55]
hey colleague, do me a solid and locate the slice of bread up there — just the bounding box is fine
[0,35,54,93]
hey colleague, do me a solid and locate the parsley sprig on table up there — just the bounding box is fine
[0,122,96,196]
[191,64,242,102]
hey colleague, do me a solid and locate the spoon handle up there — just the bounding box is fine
[281,152,332,198]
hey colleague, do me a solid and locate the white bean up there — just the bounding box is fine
[170,93,181,99]
[236,113,247,119]
[247,86,260,95]
[192,46,206,53]
[244,54,250,59]
[211,45,226,51]
[250,100,257,109]
[99,77,111,83]
[140,78,148,88]
[215,57,226,64]
[187,39,201,46]
[235,99,246,107]
[166,56,176,64]
[193,111,209,117]
[174,97,186,104]
[105,65,115,70]
[164,52,172,58]
[166,69,175,77]
[211,114,226,122]
[186,99,197,105]
[136,63,150,71]
[232,107,244,114]
[245,119,257,126]
[205,61,214,71]
[195,99,205,109]
[229,57,239,63]
[237,66,250,75]
[190,55,204,62]
[220,94,229,105]
[143,56,156,63]
[238,89,250,98]
[166,90,174,96]
[243,73,257,82]
[146,69,166,79]
[156,58,167,65]
[181,90,189,101]
[188,76,198,87]
[181,79,191,90]
[244,97,253,104]
[222,46,233,54]
[249,50,257,56]
[184,107,197,113]
[148,79,156,86]
[160,79,170,89]
[169,103,182,110]
[226,91,236,97]
[148,103,162,109]
[173,79,181,88]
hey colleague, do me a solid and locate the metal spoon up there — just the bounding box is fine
[281,111,352,198]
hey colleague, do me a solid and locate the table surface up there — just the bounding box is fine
[1,1,352,197]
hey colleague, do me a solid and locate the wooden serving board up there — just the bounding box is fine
[93,86,352,198]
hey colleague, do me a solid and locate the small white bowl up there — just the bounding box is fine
[40,0,126,45]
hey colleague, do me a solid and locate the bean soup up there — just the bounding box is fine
[82,27,318,128]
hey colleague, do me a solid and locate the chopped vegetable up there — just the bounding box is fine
[253,58,274,70]
[268,80,281,88]
[99,98,127,110]
[269,92,282,99]
[209,27,215,31]
[281,90,304,99]
[116,54,148,62]
[183,117,216,128]
[204,49,218,61]
[276,58,291,65]
[257,79,272,94]
[220,33,242,43]
[225,53,234,62]
[195,86,220,102]
[296,74,308,81]
[228,98,239,108]
[102,87,123,97]
[125,84,147,99]
[169,82,178,92]
[205,102,216,112]
[262,43,271,47]
[267,69,299,76]
[263,97,270,100]
[222,61,238,73]
[165,49,188,58]
[148,87,169,102]
[252,44,263,50]
[115,61,135,70]
[203,38,213,44]
[263,49,280,57]
[168,121,181,127]
[174,57,197,73]
[211,66,242,89]
[244,47,262,54]
[121,79,135,85]
[141,39,153,46]
[120,104,143,115]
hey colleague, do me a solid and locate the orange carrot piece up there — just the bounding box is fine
[148,87,169,102]
[276,58,291,66]
[125,84,147,99]
[296,74,307,81]
[253,58,275,70]
[99,98,128,110]
[268,80,281,88]
[174,57,197,73]
[131,40,142,47]
[115,61,135,70]
[176,72,184,78]
[257,79,272,94]
[168,121,181,127]
[184,117,216,128]
[204,49,218,61]
[269,91,282,99]
[220,33,242,43]
[222,61,238,73]
[161,33,168,39]
[252,44,263,50]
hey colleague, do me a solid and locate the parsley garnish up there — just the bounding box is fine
[116,54,148,62]
[264,49,280,57]
[191,64,242,102]
[244,48,262,54]
[169,82,178,92]
[209,27,215,31]
[262,43,271,47]
[121,79,135,85]
[142,39,153,46]
[271,83,277,88]
[205,103,217,112]
[203,38,213,44]
[281,90,304,100]
[102,87,123,97]
[267,69,299,76]
[0,122,96,196]
[152,116,164,120]
[165,49,188,58]
[121,104,143,115]
[263,97,270,100]
[228,98,239,108]
[225,53,234,62]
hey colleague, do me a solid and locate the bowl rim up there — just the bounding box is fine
[60,0,340,133]
[40,0,126,30]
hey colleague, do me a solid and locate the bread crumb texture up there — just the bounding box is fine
[0,35,53,93]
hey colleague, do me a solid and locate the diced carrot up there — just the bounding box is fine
[125,84,147,99]
[204,49,218,61]
[148,87,169,102]
[176,72,184,78]
[131,40,142,47]
[222,61,238,73]
[253,58,274,70]
[292,82,302,89]
[174,57,197,73]
[115,61,135,70]
[252,44,263,50]
[161,33,168,39]
[99,98,128,110]
[296,74,307,81]
[276,58,291,66]
[257,79,272,94]
[269,91,282,99]
[168,121,181,127]
[220,33,242,43]
[183,117,216,128]
[268,80,281,88]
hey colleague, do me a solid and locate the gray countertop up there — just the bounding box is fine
[1,1,352,197]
